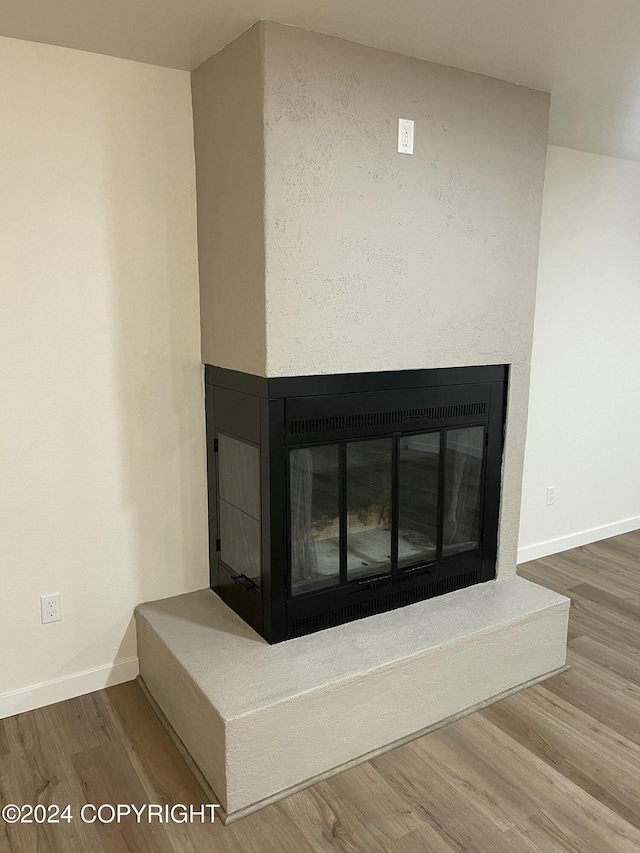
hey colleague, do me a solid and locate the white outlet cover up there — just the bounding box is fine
[41,592,61,624]
[398,118,414,154]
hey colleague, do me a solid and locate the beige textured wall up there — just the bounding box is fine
[260,24,549,577]
[192,23,550,578]
[262,23,549,377]
[0,37,208,705]
[192,23,267,375]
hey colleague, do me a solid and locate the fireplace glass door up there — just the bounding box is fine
[398,432,440,567]
[288,425,486,597]
[290,445,341,596]
[346,438,393,579]
[443,426,484,555]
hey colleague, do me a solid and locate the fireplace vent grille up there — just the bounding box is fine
[290,402,486,435]
[290,569,480,635]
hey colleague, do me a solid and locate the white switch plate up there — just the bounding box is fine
[41,593,61,624]
[398,118,414,154]
[546,486,556,506]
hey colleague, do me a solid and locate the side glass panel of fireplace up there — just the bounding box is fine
[217,433,261,588]
[290,445,341,596]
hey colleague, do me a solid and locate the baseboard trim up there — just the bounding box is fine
[0,658,139,720]
[517,516,640,565]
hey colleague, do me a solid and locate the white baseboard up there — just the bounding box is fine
[517,516,640,565]
[0,658,139,720]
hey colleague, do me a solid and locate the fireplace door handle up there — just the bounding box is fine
[231,573,258,592]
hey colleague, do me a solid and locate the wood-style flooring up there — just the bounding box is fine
[2,530,640,852]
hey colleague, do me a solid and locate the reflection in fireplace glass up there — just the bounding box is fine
[346,439,393,579]
[290,445,340,595]
[398,432,440,567]
[443,426,484,556]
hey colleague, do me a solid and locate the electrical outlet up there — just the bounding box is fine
[546,486,556,507]
[41,593,61,624]
[397,118,414,154]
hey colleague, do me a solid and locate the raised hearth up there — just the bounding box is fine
[136,576,569,822]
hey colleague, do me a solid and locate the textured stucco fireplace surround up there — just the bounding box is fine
[136,21,569,822]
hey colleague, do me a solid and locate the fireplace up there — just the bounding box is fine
[136,25,570,824]
[205,364,506,642]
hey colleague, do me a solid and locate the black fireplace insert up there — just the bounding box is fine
[205,364,507,642]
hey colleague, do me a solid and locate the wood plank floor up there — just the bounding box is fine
[1,530,639,852]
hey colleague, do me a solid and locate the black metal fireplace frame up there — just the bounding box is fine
[205,364,507,643]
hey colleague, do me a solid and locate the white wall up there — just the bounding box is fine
[519,145,640,562]
[0,37,208,715]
